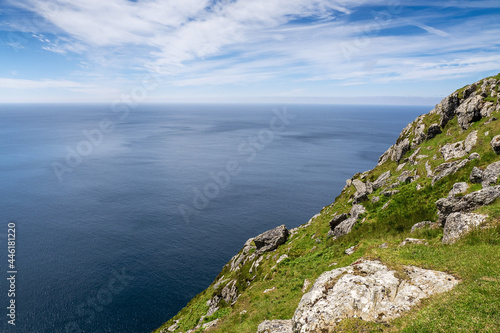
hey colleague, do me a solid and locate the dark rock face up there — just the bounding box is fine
[436,185,500,225]
[253,225,289,253]
[329,213,349,230]
[492,135,500,154]
[426,123,442,140]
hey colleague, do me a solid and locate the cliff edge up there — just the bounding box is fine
[154,74,500,333]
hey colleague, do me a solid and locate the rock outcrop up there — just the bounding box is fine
[290,260,458,333]
[436,185,500,225]
[443,212,489,244]
[329,204,366,238]
[254,225,289,253]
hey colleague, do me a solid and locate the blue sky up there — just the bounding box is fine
[0,0,499,104]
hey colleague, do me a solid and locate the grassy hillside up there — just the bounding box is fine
[154,75,500,333]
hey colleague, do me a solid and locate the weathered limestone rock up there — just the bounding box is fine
[412,123,426,148]
[436,185,500,224]
[206,296,221,317]
[448,182,469,197]
[382,190,400,197]
[470,167,484,183]
[432,159,469,185]
[440,131,477,161]
[394,138,410,163]
[257,320,293,333]
[437,92,460,128]
[468,152,480,160]
[491,135,500,154]
[456,95,482,130]
[292,260,458,333]
[329,213,349,230]
[254,225,289,253]
[222,280,239,305]
[276,254,288,264]
[464,130,478,152]
[399,238,428,246]
[425,161,433,178]
[330,205,366,238]
[372,171,391,189]
[350,204,366,219]
[443,212,489,244]
[482,161,500,187]
[411,221,433,233]
[202,318,219,330]
[398,170,414,183]
[302,279,311,293]
[344,245,356,255]
[440,141,466,160]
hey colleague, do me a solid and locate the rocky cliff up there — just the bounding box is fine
[154,74,500,333]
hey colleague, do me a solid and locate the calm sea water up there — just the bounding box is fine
[0,104,428,333]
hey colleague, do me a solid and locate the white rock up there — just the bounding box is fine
[292,260,459,333]
[443,212,489,244]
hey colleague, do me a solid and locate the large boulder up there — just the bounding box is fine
[482,161,500,187]
[257,320,293,333]
[443,212,488,244]
[330,205,366,238]
[436,185,500,225]
[253,225,289,253]
[292,260,458,333]
[456,95,482,130]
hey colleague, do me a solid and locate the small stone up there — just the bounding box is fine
[257,320,293,333]
[381,200,391,210]
[469,152,480,160]
[399,238,428,246]
[302,279,311,293]
[379,243,388,248]
[344,245,356,255]
[263,287,276,294]
[410,221,433,233]
[276,254,288,264]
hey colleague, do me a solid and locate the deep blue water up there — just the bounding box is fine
[0,104,428,333]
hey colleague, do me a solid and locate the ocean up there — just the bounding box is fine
[0,103,428,332]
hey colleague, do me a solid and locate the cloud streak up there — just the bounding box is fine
[3,0,500,102]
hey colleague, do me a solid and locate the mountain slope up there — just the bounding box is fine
[154,74,500,333]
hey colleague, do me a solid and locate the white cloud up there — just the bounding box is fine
[0,77,94,89]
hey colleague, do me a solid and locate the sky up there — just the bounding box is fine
[0,0,499,104]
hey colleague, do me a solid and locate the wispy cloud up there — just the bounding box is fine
[2,0,500,102]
